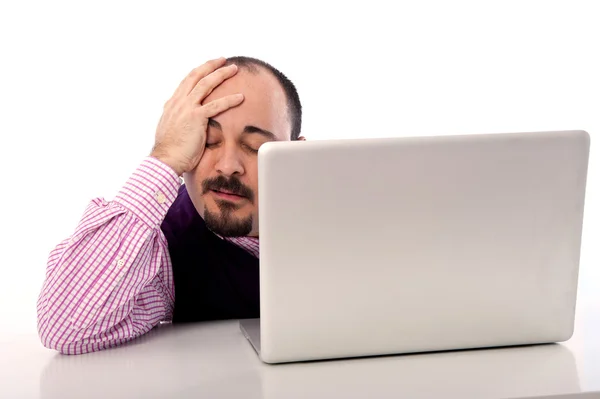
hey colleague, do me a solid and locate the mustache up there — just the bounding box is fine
[202,175,255,203]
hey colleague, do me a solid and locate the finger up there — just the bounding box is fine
[189,64,239,104]
[173,57,227,99]
[199,94,245,118]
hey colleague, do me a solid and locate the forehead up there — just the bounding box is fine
[202,67,290,140]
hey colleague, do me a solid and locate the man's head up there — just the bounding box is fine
[183,56,303,237]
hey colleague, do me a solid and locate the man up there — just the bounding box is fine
[37,56,304,354]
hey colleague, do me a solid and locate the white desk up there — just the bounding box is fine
[2,298,599,398]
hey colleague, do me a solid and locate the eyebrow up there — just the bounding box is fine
[208,118,277,141]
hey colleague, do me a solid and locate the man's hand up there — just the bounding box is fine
[151,57,244,176]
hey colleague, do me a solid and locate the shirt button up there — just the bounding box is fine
[117,259,125,268]
[155,191,166,204]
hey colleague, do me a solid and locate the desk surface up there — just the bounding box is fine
[3,298,600,399]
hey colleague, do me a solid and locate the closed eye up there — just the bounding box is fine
[243,144,259,153]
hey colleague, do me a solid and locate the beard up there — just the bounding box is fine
[201,175,255,237]
[203,201,254,237]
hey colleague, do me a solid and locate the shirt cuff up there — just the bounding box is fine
[114,157,182,228]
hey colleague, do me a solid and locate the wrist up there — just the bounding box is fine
[149,152,184,177]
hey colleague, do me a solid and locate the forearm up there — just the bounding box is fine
[37,157,181,354]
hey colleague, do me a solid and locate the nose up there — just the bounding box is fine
[214,144,245,176]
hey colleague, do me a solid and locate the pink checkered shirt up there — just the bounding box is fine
[37,157,259,354]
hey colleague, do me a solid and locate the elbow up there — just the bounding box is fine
[37,308,92,355]
[37,311,140,355]
[39,334,73,355]
[38,319,84,355]
[37,288,84,354]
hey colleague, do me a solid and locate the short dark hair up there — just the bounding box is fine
[225,56,302,141]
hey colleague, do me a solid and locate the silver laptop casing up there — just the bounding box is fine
[244,130,590,364]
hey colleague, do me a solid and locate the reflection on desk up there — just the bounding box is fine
[40,320,584,399]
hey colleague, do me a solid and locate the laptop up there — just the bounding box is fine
[240,130,590,364]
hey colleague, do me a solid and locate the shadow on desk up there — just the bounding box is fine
[39,321,582,399]
[255,343,581,399]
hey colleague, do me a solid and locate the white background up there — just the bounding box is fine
[0,0,597,337]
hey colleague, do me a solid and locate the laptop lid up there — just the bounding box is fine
[256,130,590,364]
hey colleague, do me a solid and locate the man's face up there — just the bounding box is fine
[183,67,293,237]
